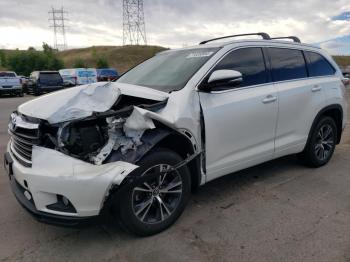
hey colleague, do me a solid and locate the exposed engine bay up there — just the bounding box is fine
[39,95,169,165]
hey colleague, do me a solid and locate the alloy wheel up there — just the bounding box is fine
[314,124,335,161]
[131,164,183,224]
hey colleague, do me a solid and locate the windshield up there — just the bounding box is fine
[117,48,219,92]
[0,72,16,77]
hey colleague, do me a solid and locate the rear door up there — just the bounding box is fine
[304,51,339,104]
[77,69,97,84]
[199,47,278,181]
[268,47,326,157]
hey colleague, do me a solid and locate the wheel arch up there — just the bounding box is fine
[155,131,201,192]
[308,104,343,145]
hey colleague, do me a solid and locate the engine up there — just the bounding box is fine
[58,120,108,159]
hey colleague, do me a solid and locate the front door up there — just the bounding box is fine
[198,47,278,181]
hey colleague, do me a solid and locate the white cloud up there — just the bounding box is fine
[0,0,349,54]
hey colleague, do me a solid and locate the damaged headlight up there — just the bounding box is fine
[57,120,108,159]
[56,107,156,165]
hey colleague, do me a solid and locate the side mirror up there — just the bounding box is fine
[204,70,243,91]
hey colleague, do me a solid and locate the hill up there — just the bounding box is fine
[333,56,350,68]
[1,45,350,74]
[58,45,167,73]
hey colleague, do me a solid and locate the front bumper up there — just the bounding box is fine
[8,173,98,227]
[4,143,138,223]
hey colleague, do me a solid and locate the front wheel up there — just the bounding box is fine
[299,116,337,167]
[116,148,191,236]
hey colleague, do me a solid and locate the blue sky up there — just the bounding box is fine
[321,11,350,54]
[318,35,350,55]
[332,11,350,21]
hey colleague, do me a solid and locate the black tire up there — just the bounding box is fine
[116,148,191,236]
[299,116,337,167]
[34,87,41,96]
[18,91,24,97]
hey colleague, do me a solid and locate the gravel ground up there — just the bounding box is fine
[0,91,349,262]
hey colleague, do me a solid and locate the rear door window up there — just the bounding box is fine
[269,48,307,82]
[305,51,335,77]
[212,47,268,87]
[39,73,62,82]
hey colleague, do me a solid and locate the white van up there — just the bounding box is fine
[59,68,97,86]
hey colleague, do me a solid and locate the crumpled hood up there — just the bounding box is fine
[18,82,169,124]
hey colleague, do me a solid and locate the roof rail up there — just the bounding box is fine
[270,36,301,43]
[199,32,271,45]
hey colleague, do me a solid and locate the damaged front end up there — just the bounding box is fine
[12,82,202,191]
[41,96,170,167]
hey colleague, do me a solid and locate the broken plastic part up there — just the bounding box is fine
[124,107,156,143]
[90,107,156,165]
[166,151,202,172]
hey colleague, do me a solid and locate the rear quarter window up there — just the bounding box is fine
[305,51,335,77]
[269,48,307,82]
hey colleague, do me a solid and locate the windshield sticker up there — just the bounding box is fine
[186,51,214,59]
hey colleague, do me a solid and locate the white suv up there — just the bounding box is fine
[4,33,347,235]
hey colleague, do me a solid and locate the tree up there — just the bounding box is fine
[96,56,109,68]
[7,43,64,75]
[0,50,6,67]
[73,58,87,68]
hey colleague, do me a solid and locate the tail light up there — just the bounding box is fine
[73,76,77,85]
[19,79,22,84]
[342,78,350,87]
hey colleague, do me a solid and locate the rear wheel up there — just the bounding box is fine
[299,116,337,167]
[116,148,191,236]
[34,87,41,96]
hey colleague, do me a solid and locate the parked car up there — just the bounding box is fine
[4,33,348,236]
[27,71,64,96]
[97,68,119,82]
[59,68,98,86]
[0,71,23,97]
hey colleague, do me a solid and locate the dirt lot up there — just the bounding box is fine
[0,92,350,262]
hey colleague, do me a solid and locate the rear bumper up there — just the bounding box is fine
[36,86,64,92]
[0,88,22,94]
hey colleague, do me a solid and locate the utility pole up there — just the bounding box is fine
[122,0,147,45]
[49,7,68,50]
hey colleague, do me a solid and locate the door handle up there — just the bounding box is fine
[262,95,277,104]
[312,85,322,92]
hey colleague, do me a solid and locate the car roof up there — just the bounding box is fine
[160,39,321,54]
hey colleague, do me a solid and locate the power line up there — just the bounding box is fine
[122,0,147,45]
[49,7,68,50]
